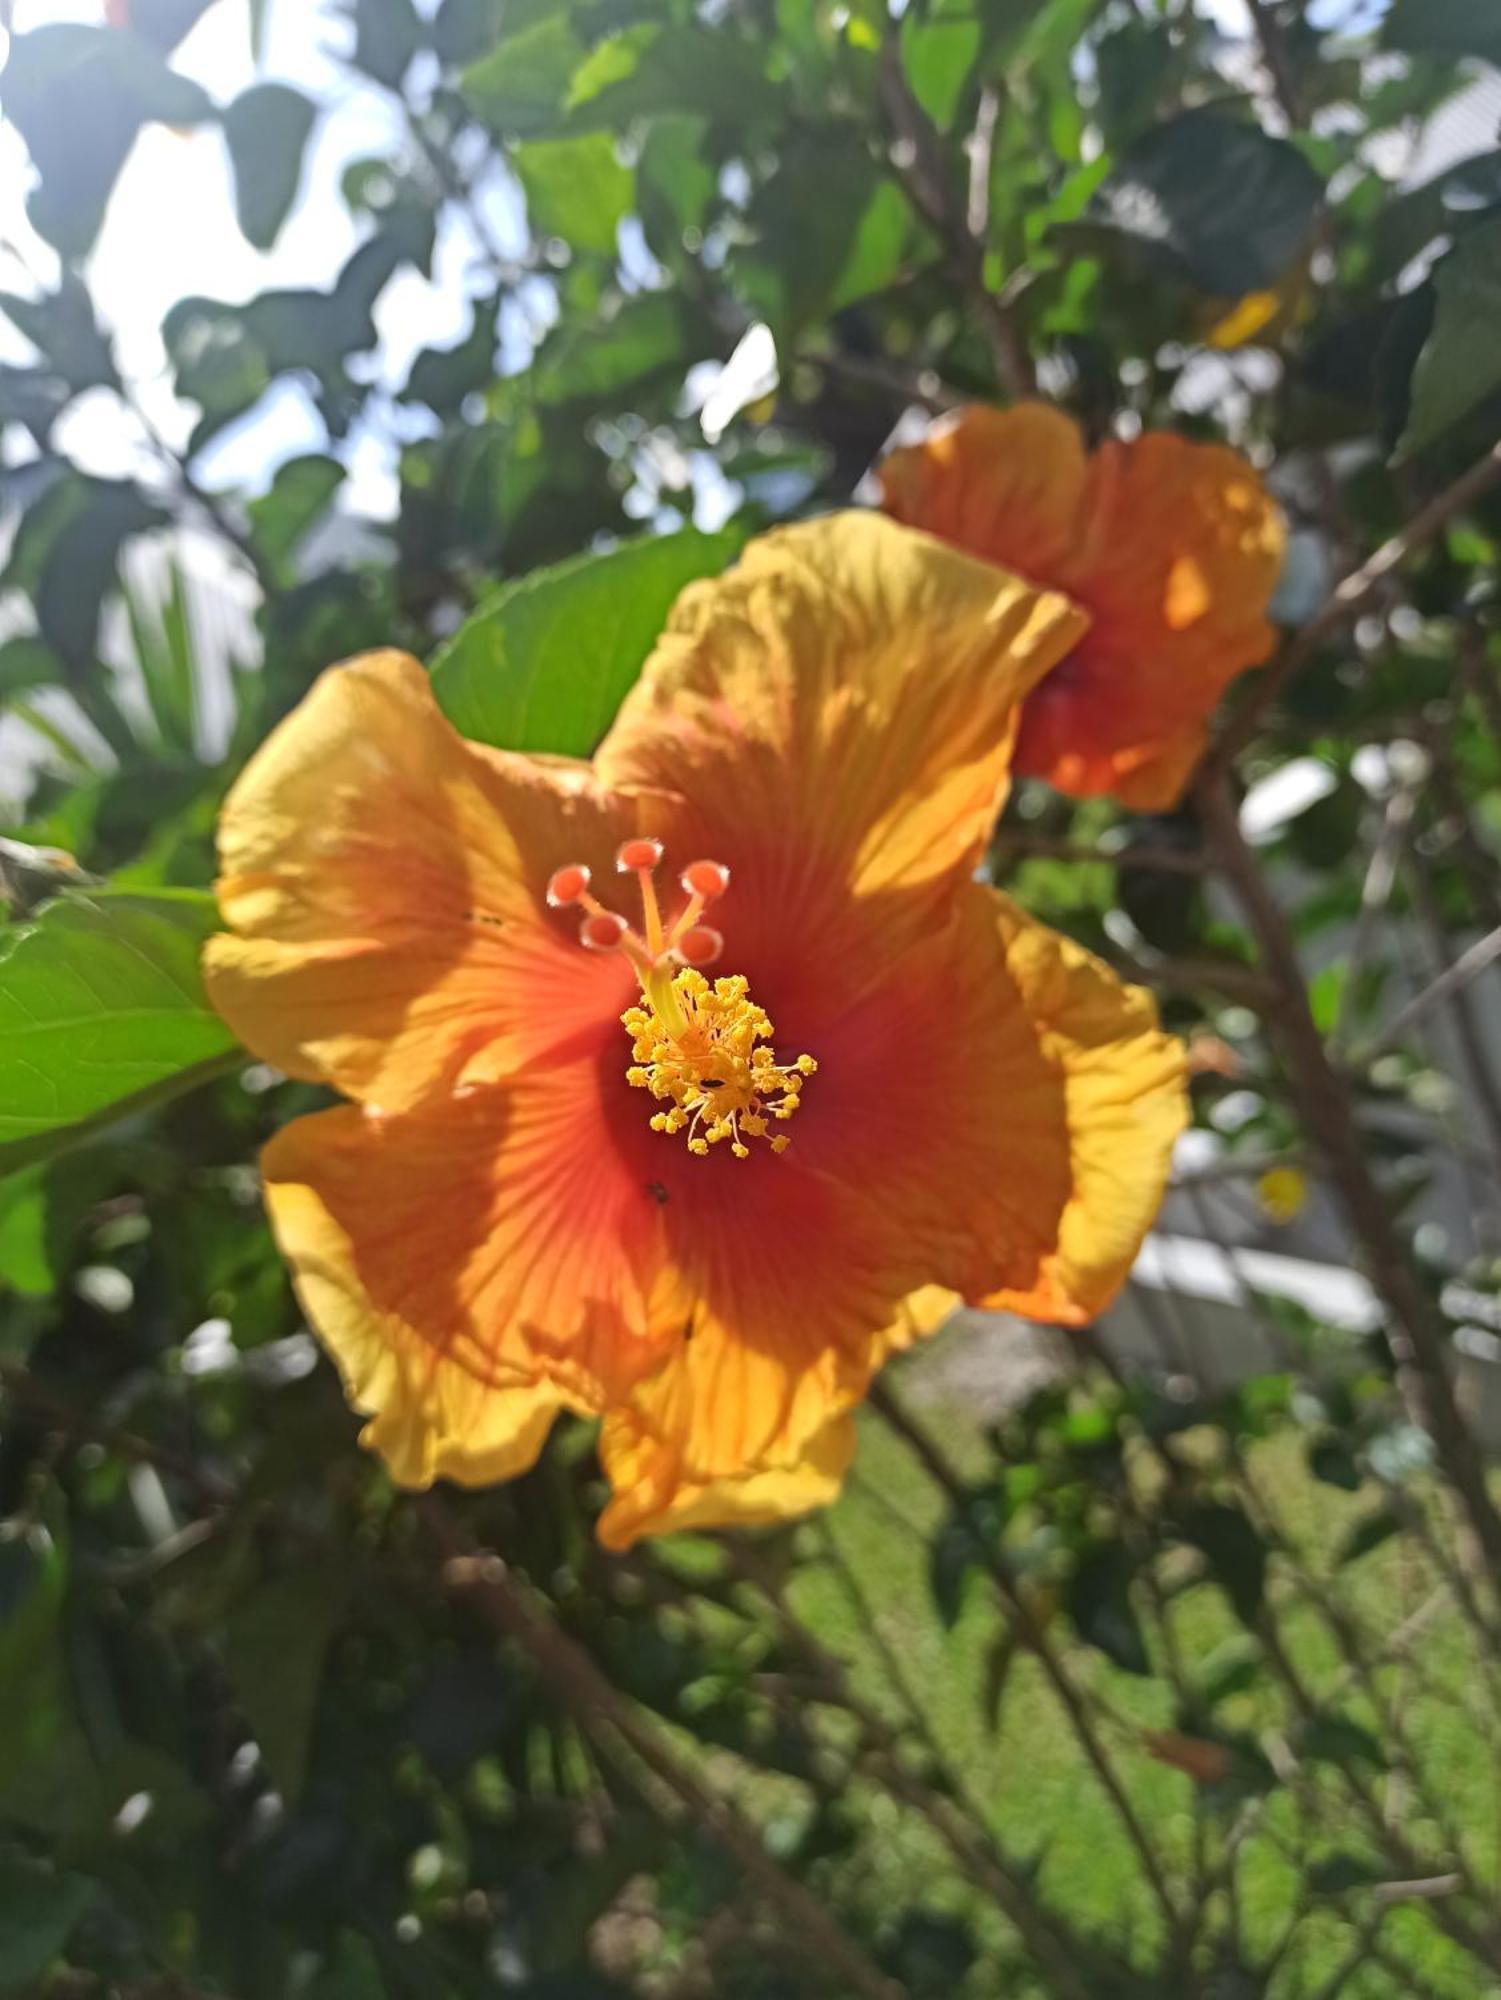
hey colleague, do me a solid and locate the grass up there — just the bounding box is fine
[775,1343,1501,1999]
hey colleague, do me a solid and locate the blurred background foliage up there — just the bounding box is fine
[5,0,1501,1994]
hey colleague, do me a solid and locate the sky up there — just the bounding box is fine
[0,0,503,517]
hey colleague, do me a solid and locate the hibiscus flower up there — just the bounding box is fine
[205,513,1186,1546]
[879,403,1285,810]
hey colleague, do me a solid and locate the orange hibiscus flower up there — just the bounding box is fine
[205,513,1186,1546]
[878,403,1285,811]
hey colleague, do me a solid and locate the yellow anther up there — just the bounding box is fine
[619,965,814,1163]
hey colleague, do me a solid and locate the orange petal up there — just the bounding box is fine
[978,891,1187,1325]
[878,402,1089,581]
[879,407,1284,811]
[206,650,637,1111]
[261,1081,684,1481]
[595,512,1087,996]
[1015,432,1285,809]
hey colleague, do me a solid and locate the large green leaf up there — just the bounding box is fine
[1399,217,1501,457]
[1065,1541,1151,1676]
[224,1561,350,1808]
[734,129,920,341]
[516,133,632,255]
[223,83,318,251]
[246,454,346,582]
[0,892,239,1178]
[1093,108,1323,296]
[460,13,582,137]
[430,529,740,755]
[533,292,695,407]
[1383,0,1501,61]
[0,1851,94,1996]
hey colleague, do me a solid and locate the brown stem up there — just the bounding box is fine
[877,41,1034,400]
[1195,771,1501,1580]
[418,1497,909,2000]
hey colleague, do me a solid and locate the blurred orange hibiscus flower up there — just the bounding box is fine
[206,513,1186,1546]
[879,403,1285,811]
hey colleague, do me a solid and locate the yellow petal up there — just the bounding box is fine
[598,1404,857,1549]
[979,892,1188,1324]
[206,649,637,1111]
[596,512,1087,943]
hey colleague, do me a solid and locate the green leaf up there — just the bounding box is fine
[1308,1852,1387,1898]
[224,1562,349,1807]
[0,639,63,705]
[246,453,346,581]
[534,292,692,406]
[0,1169,52,1299]
[901,10,980,130]
[0,277,115,393]
[1094,108,1323,296]
[1177,1503,1267,1628]
[1065,1541,1151,1676]
[566,24,780,133]
[2,24,214,255]
[637,114,715,256]
[1308,1433,1363,1492]
[223,83,317,250]
[352,0,422,86]
[123,559,198,756]
[163,297,272,450]
[1383,0,1501,61]
[1,473,166,676]
[431,529,739,756]
[0,892,239,1178]
[461,13,582,138]
[1195,1635,1264,1709]
[929,1513,978,1627]
[1399,218,1501,458]
[516,133,631,255]
[307,1933,387,2000]
[1298,1713,1387,1774]
[402,299,500,414]
[737,135,914,340]
[1337,1507,1402,1566]
[0,1850,94,1995]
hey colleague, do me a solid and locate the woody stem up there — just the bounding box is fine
[1195,769,1501,1581]
[419,1495,910,2000]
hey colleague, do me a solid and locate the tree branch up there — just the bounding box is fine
[1209,442,1501,770]
[419,1497,909,2000]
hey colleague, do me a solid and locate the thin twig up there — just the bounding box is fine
[419,1498,909,2000]
[1195,771,1501,1583]
[1210,443,1501,769]
[877,40,1034,400]
[1353,924,1501,1067]
[865,1380,1188,1954]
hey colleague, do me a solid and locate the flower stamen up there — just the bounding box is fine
[547,844,812,1159]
